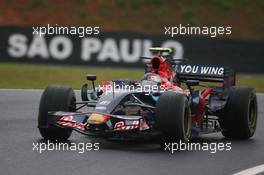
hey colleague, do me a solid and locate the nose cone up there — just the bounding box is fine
[87,113,109,124]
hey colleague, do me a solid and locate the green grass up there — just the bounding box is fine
[0,63,263,92]
[0,63,143,89]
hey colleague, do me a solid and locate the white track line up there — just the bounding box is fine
[233,164,264,175]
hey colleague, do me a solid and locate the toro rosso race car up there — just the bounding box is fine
[38,47,258,144]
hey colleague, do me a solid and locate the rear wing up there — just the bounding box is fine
[175,64,236,87]
[149,47,173,56]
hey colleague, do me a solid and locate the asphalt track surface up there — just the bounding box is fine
[0,89,263,175]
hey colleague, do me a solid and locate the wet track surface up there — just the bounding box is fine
[0,89,263,175]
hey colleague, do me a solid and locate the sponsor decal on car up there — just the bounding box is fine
[114,121,139,131]
[176,64,225,76]
[86,113,109,124]
[99,100,110,105]
[95,106,107,110]
[57,115,86,130]
[139,119,150,131]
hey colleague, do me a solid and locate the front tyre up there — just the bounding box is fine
[38,85,76,141]
[155,92,191,143]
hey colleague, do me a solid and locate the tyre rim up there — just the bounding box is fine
[184,107,191,140]
[248,97,257,134]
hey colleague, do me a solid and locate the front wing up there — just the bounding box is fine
[46,111,150,137]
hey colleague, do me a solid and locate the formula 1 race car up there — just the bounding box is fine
[38,47,258,144]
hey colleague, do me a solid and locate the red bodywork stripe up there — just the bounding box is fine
[192,88,212,124]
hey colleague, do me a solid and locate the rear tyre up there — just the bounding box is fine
[155,92,191,143]
[219,86,257,139]
[38,85,76,141]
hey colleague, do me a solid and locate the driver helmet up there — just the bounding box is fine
[143,73,161,84]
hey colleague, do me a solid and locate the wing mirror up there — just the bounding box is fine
[86,74,96,81]
[86,74,96,91]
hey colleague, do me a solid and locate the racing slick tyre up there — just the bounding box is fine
[155,91,191,143]
[219,86,257,139]
[38,85,76,141]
